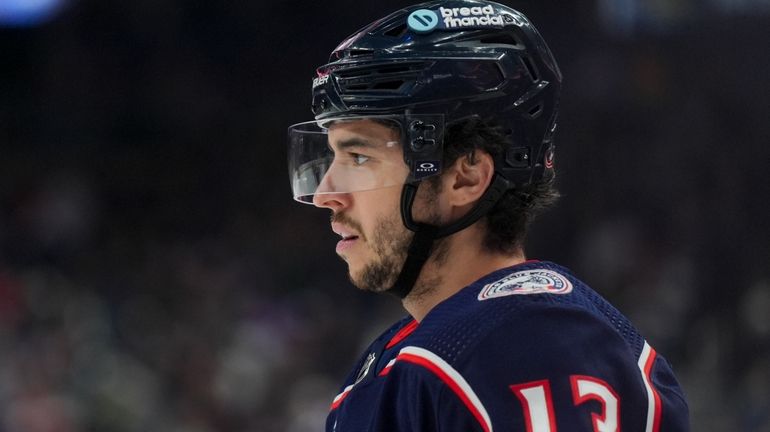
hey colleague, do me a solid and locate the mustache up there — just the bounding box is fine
[331,212,366,241]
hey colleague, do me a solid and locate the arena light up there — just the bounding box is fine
[0,0,68,27]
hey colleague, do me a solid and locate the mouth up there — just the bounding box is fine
[332,222,361,253]
[336,235,359,253]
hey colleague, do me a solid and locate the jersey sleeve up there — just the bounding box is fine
[648,348,691,431]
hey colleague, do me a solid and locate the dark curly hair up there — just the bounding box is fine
[433,117,560,254]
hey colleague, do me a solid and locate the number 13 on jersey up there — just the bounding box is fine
[510,375,620,432]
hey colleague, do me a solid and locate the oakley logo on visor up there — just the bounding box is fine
[407,9,439,33]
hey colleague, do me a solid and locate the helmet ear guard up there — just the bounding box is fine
[404,114,444,181]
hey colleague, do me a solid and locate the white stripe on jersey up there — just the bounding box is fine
[398,346,493,432]
[637,341,661,432]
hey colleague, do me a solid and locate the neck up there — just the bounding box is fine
[402,226,525,322]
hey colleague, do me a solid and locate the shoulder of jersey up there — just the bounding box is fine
[416,261,586,328]
[400,262,600,363]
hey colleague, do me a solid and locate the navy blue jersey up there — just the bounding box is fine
[326,261,689,431]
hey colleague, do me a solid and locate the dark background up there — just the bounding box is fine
[1,0,769,430]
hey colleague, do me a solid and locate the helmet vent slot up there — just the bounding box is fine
[372,80,406,90]
[379,64,416,74]
[527,104,543,118]
[335,62,429,94]
[478,33,520,47]
[346,49,374,58]
[520,55,539,82]
[383,22,408,38]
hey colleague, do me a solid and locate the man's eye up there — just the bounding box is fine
[351,153,370,165]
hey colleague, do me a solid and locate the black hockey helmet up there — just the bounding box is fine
[288,0,562,297]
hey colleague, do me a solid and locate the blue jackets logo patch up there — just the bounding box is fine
[478,269,573,300]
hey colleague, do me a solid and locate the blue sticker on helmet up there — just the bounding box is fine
[407,9,439,33]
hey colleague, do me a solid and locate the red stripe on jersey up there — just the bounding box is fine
[379,359,396,377]
[330,385,354,411]
[386,320,418,349]
[643,346,663,432]
[398,352,492,432]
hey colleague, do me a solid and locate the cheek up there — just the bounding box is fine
[356,189,403,233]
[364,186,402,210]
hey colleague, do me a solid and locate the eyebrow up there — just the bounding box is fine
[332,137,377,151]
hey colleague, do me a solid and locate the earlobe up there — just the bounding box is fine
[448,150,495,207]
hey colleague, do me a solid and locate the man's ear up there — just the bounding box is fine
[444,150,495,207]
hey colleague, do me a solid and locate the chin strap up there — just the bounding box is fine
[386,174,512,299]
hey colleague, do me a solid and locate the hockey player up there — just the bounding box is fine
[287,1,690,430]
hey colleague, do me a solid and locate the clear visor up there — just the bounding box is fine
[288,116,412,204]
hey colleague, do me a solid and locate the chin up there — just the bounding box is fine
[347,270,368,291]
[341,259,363,284]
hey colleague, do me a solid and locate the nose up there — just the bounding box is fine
[312,169,351,211]
[312,191,351,212]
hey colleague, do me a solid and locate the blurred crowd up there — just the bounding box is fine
[1,1,769,431]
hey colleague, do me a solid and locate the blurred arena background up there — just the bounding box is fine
[1,0,769,430]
